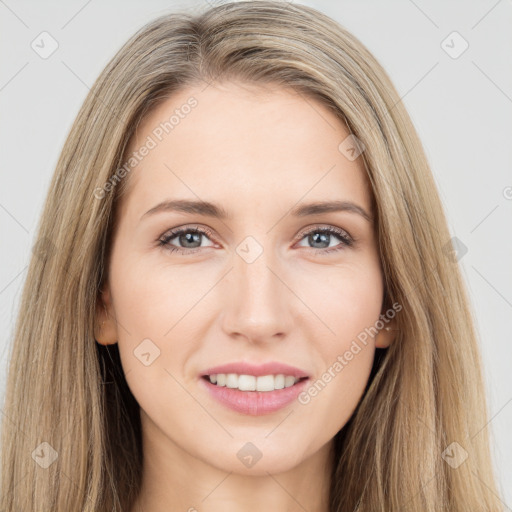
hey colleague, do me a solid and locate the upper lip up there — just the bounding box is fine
[201,362,310,379]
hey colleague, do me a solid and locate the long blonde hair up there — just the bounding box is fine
[0,1,503,510]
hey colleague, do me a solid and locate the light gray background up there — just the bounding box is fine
[1,0,511,506]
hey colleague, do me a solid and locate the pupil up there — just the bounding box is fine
[180,232,201,248]
[310,232,329,249]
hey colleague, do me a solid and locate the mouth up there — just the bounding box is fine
[198,361,311,415]
[201,373,309,392]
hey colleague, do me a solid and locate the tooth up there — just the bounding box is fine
[226,373,238,388]
[274,374,285,389]
[208,373,303,391]
[256,375,275,392]
[284,376,295,388]
[238,374,256,391]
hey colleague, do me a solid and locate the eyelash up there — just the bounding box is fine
[157,224,354,256]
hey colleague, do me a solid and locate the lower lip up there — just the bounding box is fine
[200,377,309,416]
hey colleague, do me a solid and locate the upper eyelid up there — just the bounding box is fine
[296,224,352,239]
[160,225,214,241]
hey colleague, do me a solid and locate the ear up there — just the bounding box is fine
[94,283,118,346]
[375,317,398,349]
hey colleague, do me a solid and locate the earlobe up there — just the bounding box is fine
[375,321,398,349]
[94,285,118,346]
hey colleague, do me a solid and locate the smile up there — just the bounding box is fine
[204,373,305,392]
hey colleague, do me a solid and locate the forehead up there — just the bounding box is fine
[120,81,372,221]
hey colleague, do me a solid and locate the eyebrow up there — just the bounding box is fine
[140,199,372,223]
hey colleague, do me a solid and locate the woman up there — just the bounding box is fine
[0,1,503,510]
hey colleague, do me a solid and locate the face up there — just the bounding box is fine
[96,81,395,476]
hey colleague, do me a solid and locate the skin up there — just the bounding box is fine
[95,80,397,512]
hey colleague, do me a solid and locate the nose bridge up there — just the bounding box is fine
[221,236,292,341]
[236,245,276,301]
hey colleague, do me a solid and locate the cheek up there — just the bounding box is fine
[295,261,383,431]
[109,248,211,342]
[298,254,384,344]
[296,345,375,450]
[297,312,378,444]
[107,249,215,406]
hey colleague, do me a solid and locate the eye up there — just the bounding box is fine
[294,225,354,255]
[157,224,354,255]
[158,225,215,254]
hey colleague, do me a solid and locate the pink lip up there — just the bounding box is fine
[199,361,310,415]
[200,361,309,379]
[199,376,309,416]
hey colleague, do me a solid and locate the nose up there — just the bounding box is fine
[220,244,295,344]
